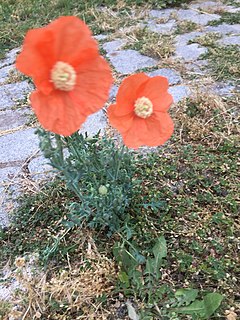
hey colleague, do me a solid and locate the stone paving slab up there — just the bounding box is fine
[107,49,157,74]
[175,31,205,46]
[149,8,175,20]
[28,155,54,181]
[150,8,221,25]
[147,20,176,34]
[0,128,39,163]
[177,9,221,26]
[175,43,208,61]
[205,23,240,35]
[169,85,191,103]
[0,81,33,110]
[0,167,21,228]
[148,68,182,85]
[0,48,20,69]
[0,64,15,85]
[217,35,240,45]
[80,110,107,136]
[0,109,30,131]
[103,39,127,53]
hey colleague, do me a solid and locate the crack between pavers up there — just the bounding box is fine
[0,161,24,169]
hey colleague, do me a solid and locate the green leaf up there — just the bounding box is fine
[173,300,205,317]
[118,271,130,287]
[175,288,199,306]
[152,236,167,262]
[203,293,223,318]
[173,292,223,319]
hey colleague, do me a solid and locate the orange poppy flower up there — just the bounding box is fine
[16,16,113,136]
[107,73,174,149]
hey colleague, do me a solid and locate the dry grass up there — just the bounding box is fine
[172,90,240,148]
[1,69,25,85]
[85,4,150,35]
[123,26,175,59]
[4,237,117,320]
[175,20,200,34]
[189,32,222,46]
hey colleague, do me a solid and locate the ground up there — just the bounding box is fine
[0,0,239,319]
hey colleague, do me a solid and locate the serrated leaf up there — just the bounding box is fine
[175,288,199,306]
[126,301,139,320]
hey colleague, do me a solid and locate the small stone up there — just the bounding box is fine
[0,109,29,131]
[0,81,33,110]
[205,24,240,35]
[218,35,240,46]
[107,50,157,74]
[168,85,191,103]
[175,43,208,61]
[80,110,107,136]
[0,65,15,85]
[147,20,176,34]
[103,39,126,54]
[148,68,182,85]
[0,128,39,163]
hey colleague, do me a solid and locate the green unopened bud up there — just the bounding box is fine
[98,185,108,195]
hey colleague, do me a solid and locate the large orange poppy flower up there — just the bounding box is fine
[107,73,174,149]
[16,16,113,136]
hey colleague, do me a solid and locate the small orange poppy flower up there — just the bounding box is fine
[107,73,174,149]
[16,16,113,136]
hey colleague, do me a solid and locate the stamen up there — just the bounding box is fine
[134,96,153,119]
[51,61,76,91]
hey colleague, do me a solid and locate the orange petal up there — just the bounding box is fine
[71,56,113,115]
[16,28,56,95]
[108,104,134,133]
[115,73,149,116]
[122,113,174,148]
[49,16,98,67]
[144,113,174,146]
[122,117,149,149]
[140,76,173,112]
[30,90,87,136]
[16,16,99,95]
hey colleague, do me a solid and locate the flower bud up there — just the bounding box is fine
[98,185,108,195]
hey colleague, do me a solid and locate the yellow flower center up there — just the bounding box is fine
[51,61,76,91]
[134,96,153,119]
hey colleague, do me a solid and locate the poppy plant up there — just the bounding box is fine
[16,16,113,136]
[107,73,174,149]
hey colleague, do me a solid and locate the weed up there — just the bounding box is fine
[175,20,199,34]
[124,27,175,59]
[201,45,240,82]
[0,0,190,56]
[209,11,240,25]
[0,301,12,319]
[189,32,222,47]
